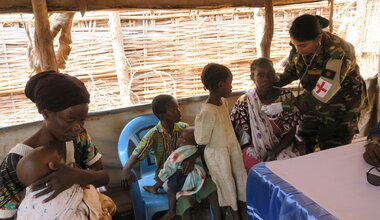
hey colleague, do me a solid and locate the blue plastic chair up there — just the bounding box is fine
[118,114,216,220]
[118,114,169,220]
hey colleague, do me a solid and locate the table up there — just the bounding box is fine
[246,141,380,220]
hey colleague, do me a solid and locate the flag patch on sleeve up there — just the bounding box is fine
[321,69,336,80]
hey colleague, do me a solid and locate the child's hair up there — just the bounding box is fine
[201,63,231,91]
[151,94,175,119]
[250,58,275,74]
[181,127,196,145]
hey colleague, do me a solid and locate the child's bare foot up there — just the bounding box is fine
[160,211,176,220]
[143,185,158,194]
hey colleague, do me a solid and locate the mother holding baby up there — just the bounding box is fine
[0,71,114,219]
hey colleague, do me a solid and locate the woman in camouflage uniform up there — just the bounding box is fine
[274,14,367,153]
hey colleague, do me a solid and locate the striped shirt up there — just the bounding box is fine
[132,121,188,179]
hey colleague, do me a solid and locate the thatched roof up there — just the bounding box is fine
[1,0,324,14]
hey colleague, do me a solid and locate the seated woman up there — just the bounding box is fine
[0,71,113,219]
[16,145,116,220]
[231,58,303,172]
[363,123,380,166]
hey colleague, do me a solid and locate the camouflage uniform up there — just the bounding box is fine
[275,31,367,153]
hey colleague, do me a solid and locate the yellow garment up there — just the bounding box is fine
[82,185,117,220]
[195,98,247,211]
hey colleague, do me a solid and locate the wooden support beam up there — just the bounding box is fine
[329,0,333,33]
[51,13,75,70]
[109,12,131,106]
[31,0,57,72]
[254,8,263,58]
[0,0,324,14]
[260,0,274,58]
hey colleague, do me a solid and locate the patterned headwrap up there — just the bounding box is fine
[25,70,90,112]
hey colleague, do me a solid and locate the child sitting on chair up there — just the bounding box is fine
[121,94,219,219]
[144,127,221,220]
[16,145,116,220]
[121,94,188,189]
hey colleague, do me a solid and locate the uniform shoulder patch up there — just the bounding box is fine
[321,69,336,80]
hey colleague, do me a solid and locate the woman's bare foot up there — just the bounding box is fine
[160,210,176,220]
[143,185,158,194]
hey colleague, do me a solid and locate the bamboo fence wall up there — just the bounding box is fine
[0,0,378,127]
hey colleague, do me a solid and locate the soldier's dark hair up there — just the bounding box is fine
[201,63,231,91]
[289,14,330,41]
[151,94,175,119]
[250,58,274,75]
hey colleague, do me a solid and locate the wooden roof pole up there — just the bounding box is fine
[254,8,263,57]
[260,0,274,58]
[109,12,131,106]
[31,0,58,72]
[0,0,325,14]
[329,0,334,33]
[51,13,75,70]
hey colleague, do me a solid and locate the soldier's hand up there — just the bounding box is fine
[363,140,380,166]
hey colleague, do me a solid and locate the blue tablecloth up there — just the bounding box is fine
[246,162,338,220]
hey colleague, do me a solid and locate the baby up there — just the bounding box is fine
[144,127,219,220]
[16,146,65,187]
[16,146,115,220]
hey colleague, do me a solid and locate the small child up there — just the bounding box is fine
[195,63,247,220]
[16,145,116,220]
[121,94,188,189]
[144,127,220,220]
[16,146,64,187]
[121,94,220,219]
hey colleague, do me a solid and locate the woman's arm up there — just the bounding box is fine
[267,127,296,161]
[83,159,109,186]
[30,159,109,202]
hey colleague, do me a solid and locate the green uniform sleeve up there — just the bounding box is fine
[309,42,356,108]
[275,51,299,87]
[301,91,324,111]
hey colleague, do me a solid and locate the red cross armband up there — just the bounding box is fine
[311,59,343,103]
